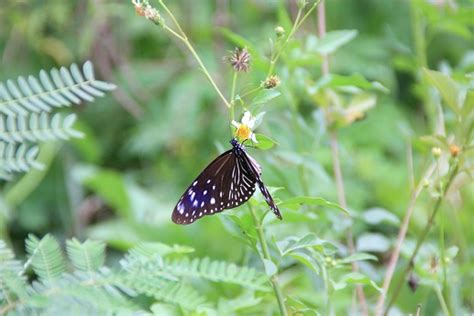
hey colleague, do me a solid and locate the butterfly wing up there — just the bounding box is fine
[240,150,283,220]
[172,149,257,225]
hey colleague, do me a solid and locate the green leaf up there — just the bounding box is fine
[322,73,389,93]
[251,89,281,106]
[277,233,329,256]
[361,208,400,226]
[262,259,277,276]
[356,233,391,253]
[423,68,461,115]
[462,90,474,117]
[254,134,277,150]
[66,238,106,272]
[289,251,320,274]
[279,196,348,215]
[332,272,381,292]
[338,253,378,264]
[306,30,358,54]
[25,234,66,283]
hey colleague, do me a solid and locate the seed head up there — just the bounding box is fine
[262,75,281,89]
[228,48,251,72]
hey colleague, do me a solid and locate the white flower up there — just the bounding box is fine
[231,111,265,143]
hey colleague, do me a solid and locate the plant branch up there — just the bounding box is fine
[374,161,436,315]
[158,0,231,108]
[318,2,368,314]
[384,161,459,314]
[248,204,288,316]
[267,0,321,77]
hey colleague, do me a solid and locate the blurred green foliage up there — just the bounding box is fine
[0,0,473,315]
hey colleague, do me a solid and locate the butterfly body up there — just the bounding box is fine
[172,139,282,225]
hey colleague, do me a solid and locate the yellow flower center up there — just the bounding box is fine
[235,124,252,141]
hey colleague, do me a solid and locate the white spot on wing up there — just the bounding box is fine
[210,198,216,205]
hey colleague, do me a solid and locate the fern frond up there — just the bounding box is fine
[118,273,208,311]
[0,241,29,305]
[121,252,269,291]
[0,143,43,173]
[24,271,141,315]
[0,61,116,116]
[0,112,83,143]
[66,238,105,272]
[25,234,66,283]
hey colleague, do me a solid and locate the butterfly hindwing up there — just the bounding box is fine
[240,150,283,220]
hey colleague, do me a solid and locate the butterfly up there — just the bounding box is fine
[172,138,282,225]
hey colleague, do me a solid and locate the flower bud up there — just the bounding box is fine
[432,147,441,157]
[275,26,285,38]
[297,0,307,9]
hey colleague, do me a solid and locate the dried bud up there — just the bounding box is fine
[432,147,442,157]
[275,26,285,38]
[228,48,251,72]
[297,0,307,9]
[132,0,164,26]
[262,75,281,89]
[407,273,419,292]
[449,144,460,157]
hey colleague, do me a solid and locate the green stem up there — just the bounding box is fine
[5,142,60,207]
[435,285,451,316]
[267,0,321,77]
[385,162,459,314]
[248,204,287,316]
[158,1,231,108]
[229,71,238,134]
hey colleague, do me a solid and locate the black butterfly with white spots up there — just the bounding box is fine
[172,138,282,225]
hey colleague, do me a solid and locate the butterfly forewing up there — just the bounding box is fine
[172,149,257,225]
[172,139,282,225]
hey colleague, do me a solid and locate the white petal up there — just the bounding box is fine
[250,132,258,143]
[231,120,240,128]
[241,111,252,125]
[253,112,266,129]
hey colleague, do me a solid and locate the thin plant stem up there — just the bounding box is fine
[248,204,288,316]
[435,284,451,316]
[318,2,368,314]
[158,1,231,108]
[384,162,459,314]
[267,0,321,77]
[229,71,238,134]
[374,162,436,316]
